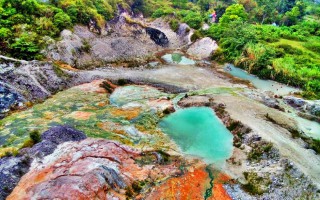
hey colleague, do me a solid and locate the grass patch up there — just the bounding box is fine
[242,172,271,195]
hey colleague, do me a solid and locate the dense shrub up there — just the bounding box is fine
[182,12,203,29]
[191,30,202,42]
[169,19,179,32]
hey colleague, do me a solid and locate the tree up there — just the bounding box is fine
[183,12,203,29]
[172,0,188,9]
[255,0,277,24]
[219,4,248,24]
[282,6,300,25]
[198,0,210,11]
[238,0,258,13]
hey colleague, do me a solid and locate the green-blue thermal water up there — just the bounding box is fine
[159,107,233,164]
[161,53,196,65]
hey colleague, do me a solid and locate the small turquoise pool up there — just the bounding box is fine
[159,107,233,164]
[161,53,196,65]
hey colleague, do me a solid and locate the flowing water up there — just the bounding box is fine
[159,107,233,164]
[224,64,300,95]
[161,53,196,65]
[224,64,320,139]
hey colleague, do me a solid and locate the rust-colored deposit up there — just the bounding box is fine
[146,167,232,200]
[209,173,232,200]
[110,107,141,120]
[146,167,208,200]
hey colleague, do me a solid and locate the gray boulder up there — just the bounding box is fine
[187,37,218,60]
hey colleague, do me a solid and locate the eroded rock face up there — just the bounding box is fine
[0,56,71,102]
[177,23,193,44]
[187,37,218,60]
[8,139,184,200]
[43,15,189,68]
[45,30,86,67]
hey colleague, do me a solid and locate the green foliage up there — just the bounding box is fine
[207,21,257,61]
[0,0,124,59]
[242,171,271,195]
[182,11,203,29]
[10,32,40,59]
[0,27,11,38]
[219,4,248,24]
[303,42,320,54]
[191,30,203,42]
[172,0,188,9]
[29,130,41,144]
[152,7,174,18]
[282,6,301,25]
[54,12,72,30]
[169,19,179,32]
[205,0,320,100]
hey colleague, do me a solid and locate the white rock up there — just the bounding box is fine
[187,37,218,60]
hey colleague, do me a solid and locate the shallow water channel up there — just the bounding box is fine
[224,64,300,95]
[159,107,233,164]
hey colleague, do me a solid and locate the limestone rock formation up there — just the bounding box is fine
[187,37,218,60]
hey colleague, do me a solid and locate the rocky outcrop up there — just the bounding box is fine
[44,30,90,67]
[0,126,86,200]
[0,56,71,101]
[27,126,87,158]
[44,16,188,68]
[284,96,320,117]
[177,23,193,44]
[0,156,30,200]
[8,139,184,200]
[0,55,72,118]
[187,37,218,60]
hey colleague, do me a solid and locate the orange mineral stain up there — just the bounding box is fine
[146,168,210,200]
[110,107,141,120]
